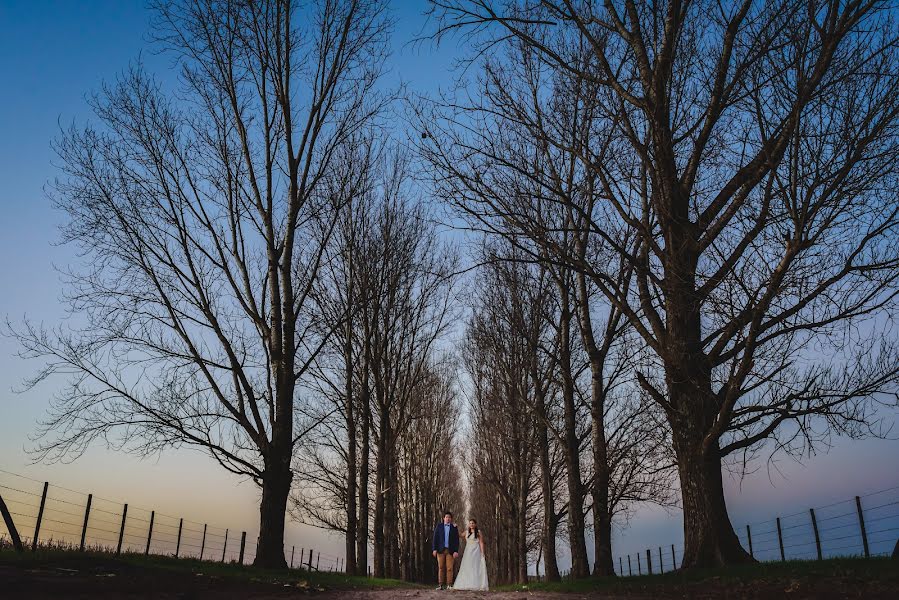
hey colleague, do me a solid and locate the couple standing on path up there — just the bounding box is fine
[431,511,489,591]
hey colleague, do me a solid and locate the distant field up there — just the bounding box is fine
[2,549,898,598]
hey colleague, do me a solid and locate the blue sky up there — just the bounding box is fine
[1,0,897,571]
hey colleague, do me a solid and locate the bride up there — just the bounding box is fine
[453,519,489,591]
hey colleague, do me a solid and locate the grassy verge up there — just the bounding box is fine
[0,546,419,592]
[496,557,899,593]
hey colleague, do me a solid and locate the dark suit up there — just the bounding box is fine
[433,522,459,586]
[432,522,460,553]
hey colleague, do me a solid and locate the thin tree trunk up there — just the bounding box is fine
[557,284,590,578]
[537,409,561,581]
[344,244,357,574]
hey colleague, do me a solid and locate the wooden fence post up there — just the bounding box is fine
[776,517,785,561]
[0,494,24,552]
[222,528,229,562]
[200,524,207,560]
[175,518,183,558]
[145,510,155,555]
[637,552,642,575]
[810,509,822,560]
[239,531,246,564]
[116,504,128,555]
[658,547,663,573]
[32,482,48,552]
[646,549,652,575]
[747,524,753,558]
[291,545,295,568]
[79,494,92,552]
[627,554,632,576]
[855,496,870,558]
[316,551,320,570]
[671,544,676,569]
[308,547,314,570]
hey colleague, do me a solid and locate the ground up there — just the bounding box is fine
[1,550,898,599]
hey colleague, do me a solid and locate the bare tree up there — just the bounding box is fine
[428,0,899,569]
[10,0,391,568]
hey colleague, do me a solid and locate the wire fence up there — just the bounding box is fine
[0,468,346,573]
[4,468,898,579]
[611,483,899,577]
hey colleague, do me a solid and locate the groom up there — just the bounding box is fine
[431,511,460,590]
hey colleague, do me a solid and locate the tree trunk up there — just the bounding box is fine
[590,370,615,576]
[254,461,291,568]
[356,377,371,574]
[344,307,358,574]
[558,285,590,578]
[675,434,753,568]
[372,410,389,578]
[537,411,561,581]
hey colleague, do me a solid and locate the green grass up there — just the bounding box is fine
[495,557,899,593]
[0,546,420,592]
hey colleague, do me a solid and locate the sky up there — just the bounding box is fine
[1,0,898,573]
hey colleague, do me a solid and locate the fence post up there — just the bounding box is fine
[627,554,632,576]
[291,545,295,568]
[776,517,785,561]
[855,496,870,558]
[32,482,49,552]
[810,509,822,561]
[646,549,652,575]
[300,547,304,569]
[671,544,676,569]
[618,556,623,576]
[175,518,183,558]
[222,528,229,562]
[746,524,753,558]
[145,510,155,556]
[368,565,371,578]
[239,531,246,564]
[116,504,128,555]
[637,551,642,575]
[308,547,314,571]
[79,494,92,552]
[200,524,207,560]
[658,547,663,574]
[316,551,320,571]
[0,494,24,551]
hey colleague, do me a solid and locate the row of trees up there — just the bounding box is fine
[290,144,463,580]
[462,242,672,584]
[426,0,899,571]
[9,0,899,579]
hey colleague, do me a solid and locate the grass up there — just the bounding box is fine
[0,543,420,592]
[495,556,899,593]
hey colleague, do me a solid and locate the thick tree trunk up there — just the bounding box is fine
[254,462,291,568]
[675,434,753,568]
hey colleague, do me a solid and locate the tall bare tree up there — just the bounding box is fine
[11,0,391,568]
[429,0,899,569]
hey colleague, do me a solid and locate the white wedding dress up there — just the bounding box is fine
[453,532,489,591]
